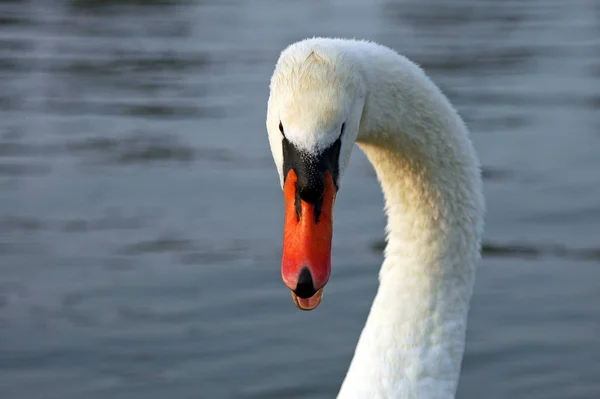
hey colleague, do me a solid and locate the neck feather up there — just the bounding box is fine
[336,45,484,399]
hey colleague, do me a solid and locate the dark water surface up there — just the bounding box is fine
[1,0,600,398]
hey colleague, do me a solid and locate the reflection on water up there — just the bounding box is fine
[1,0,600,398]
[68,0,187,8]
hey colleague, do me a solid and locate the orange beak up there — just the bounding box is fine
[281,169,336,311]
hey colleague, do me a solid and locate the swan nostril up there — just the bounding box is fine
[294,267,317,299]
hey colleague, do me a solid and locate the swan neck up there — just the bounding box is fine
[337,47,484,399]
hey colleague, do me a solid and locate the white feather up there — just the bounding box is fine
[266,37,485,399]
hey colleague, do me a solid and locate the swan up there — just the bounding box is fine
[265,38,485,398]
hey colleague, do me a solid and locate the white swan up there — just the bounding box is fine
[266,38,484,399]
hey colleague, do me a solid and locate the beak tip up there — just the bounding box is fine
[291,289,323,311]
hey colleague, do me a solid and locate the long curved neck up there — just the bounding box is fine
[337,45,484,399]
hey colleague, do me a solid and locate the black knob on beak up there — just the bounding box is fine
[297,172,325,204]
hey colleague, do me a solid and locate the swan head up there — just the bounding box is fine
[266,44,364,310]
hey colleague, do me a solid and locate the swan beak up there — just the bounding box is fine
[281,169,336,311]
[291,288,323,311]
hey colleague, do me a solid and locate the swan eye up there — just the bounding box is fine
[279,121,285,136]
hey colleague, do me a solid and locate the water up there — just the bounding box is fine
[1,0,599,398]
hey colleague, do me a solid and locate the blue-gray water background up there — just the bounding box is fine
[1,0,599,398]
